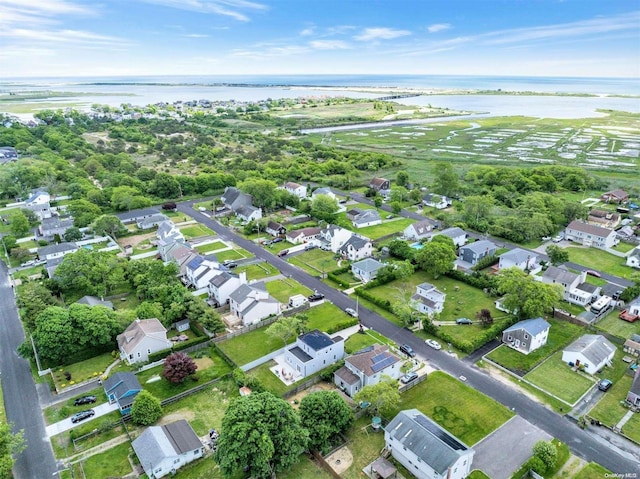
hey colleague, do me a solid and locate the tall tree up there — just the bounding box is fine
[215,392,308,479]
[497,267,563,319]
[162,352,198,384]
[395,171,409,187]
[415,241,457,278]
[354,376,400,417]
[0,422,26,479]
[10,211,30,237]
[545,245,569,265]
[299,391,354,451]
[92,214,127,238]
[266,315,305,348]
[131,391,163,426]
[432,162,459,198]
[310,194,339,223]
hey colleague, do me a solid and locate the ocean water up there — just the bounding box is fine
[1,75,639,118]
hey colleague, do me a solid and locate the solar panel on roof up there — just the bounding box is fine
[371,353,387,364]
[414,414,467,451]
[371,356,395,373]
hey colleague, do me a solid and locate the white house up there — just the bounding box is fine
[498,248,538,272]
[185,256,222,290]
[137,213,171,230]
[25,190,52,220]
[116,318,173,364]
[334,344,401,397]
[339,235,372,261]
[208,271,247,306]
[116,207,161,225]
[540,266,598,306]
[284,329,345,379]
[403,220,433,241]
[312,187,336,200]
[627,247,640,269]
[501,318,550,354]
[352,209,382,229]
[235,204,262,222]
[562,334,616,374]
[319,225,355,253]
[265,221,286,237]
[565,220,617,249]
[286,227,321,245]
[37,242,78,261]
[411,282,446,316]
[229,282,280,326]
[385,409,474,479]
[351,258,386,282]
[422,193,452,210]
[156,222,184,244]
[283,181,307,199]
[133,420,204,479]
[433,227,467,247]
[38,216,75,240]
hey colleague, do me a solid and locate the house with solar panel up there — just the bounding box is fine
[384,409,474,479]
[284,329,345,379]
[334,345,401,397]
[184,255,222,290]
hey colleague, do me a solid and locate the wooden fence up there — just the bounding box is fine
[282,375,323,399]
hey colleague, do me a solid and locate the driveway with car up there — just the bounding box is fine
[45,401,119,437]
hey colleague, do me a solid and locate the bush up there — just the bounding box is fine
[472,254,498,271]
[354,288,392,311]
[131,390,162,426]
[320,360,344,381]
[325,319,359,334]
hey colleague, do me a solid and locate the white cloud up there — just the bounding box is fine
[137,0,268,22]
[0,28,130,48]
[183,33,211,38]
[0,0,94,16]
[354,27,411,41]
[300,26,315,36]
[309,40,349,50]
[427,23,451,33]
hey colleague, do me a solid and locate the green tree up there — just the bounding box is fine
[149,173,182,198]
[17,282,57,331]
[354,376,400,417]
[389,186,409,204]
[215,392,308,479]
[63,226,83,242]
[32,306,78,364]
[415,241,457,278]
[0,422,26,479]
[432,162,459,198]
[545,245,569,265]
[462,195,495,229]
[497,268,563,320]
[390,201,402,214]
[10,211,30,237]
[299,391,354,451]
[9,247,30,263]
[266,315,305,348]
[310,194,339,223]
[532,440,557,473]
[92,214,126,238]
[136,301,164,320]
[373,196,383,208]
[131,390,163,426]
[396,171,409,187]
[239,179,278,210]
[68,199,103,227]
[110,186,151,211]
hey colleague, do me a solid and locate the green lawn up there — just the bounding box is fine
[565,246,634,279]
[80,442,133,479]
[52,353,115,390]
[355,217,414,239]
[194,240,227,254]
[235,262,279,281]
[265,278,312,303]
[339,416,388,479]
[11,265,46,280]
[575,462,612,479]
[112,294,141,311]
[525,351,596,404]
[217,325,290,365]
[588,373,633,428]
[612,241,636,253]
[51,410,123,459]
[135,349,233,400]
[305,302,357,332]
[287,249,340,275]
[215,247,252,262]
[180,224,216,239]
[468,471,491,479]
[621,411,640,444]
[392,371,514,445]
[344,331,383,354]
[594,310,640,340]
[486,318,584,375]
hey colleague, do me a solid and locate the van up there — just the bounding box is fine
[288,294,307,308]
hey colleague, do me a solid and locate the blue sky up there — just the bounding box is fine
[0,0,638,78]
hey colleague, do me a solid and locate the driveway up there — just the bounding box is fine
[472,416,552,479]
[45,401,119,437]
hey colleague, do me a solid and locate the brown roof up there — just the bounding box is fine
[588,209,620,220]
[345,344,400,377]
[369,177,388,188]
[624,338,640,351]
[285,181,302,189]
[602,189,628,199]
[117,319,168,355]
[334,365,360,385]
[567,220,614,238]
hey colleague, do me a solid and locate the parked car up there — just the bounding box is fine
[198,207,206,212]
[308,293,325,302]
[320,244,331,251]
[272,237,284,244]
[386,214,395,219]
[21,260,36,266]
[73,395,97,406]
[277,249,289,257]
[400,371,418,384]
[598,379,612,392]
[585,270,601,278]
[345,307,358,318]
[425,339,442,350]
[71,409,95,423]
[552,236,563,243]
[400,344,416,357]
[224,261,238,268]
[456,318,473,325]
[541,236,551,241]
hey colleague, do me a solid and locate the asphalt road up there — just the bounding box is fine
[178,201,640,474]
[0,263,59,478]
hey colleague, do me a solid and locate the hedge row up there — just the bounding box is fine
[326,318,359,335]
[327,272,351,288]
[472,254,499,272]
[354,288,392,312]
[444,268,496,291]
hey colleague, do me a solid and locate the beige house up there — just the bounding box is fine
[117,318,173,364]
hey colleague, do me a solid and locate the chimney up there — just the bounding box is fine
[239,271,247,284]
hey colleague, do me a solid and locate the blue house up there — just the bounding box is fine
[103,372,142,414]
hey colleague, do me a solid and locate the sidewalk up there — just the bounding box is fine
[45,401,119,438]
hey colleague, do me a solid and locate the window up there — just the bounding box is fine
[147,349,151,354]
[524,334,529,340]
[137,352,141,357]
[522,343,527,348]
[174,458,180,464]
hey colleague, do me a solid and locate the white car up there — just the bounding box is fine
[425,339,442,350]
[345,308,358,318]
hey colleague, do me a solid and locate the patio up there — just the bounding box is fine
[269,353,304,386]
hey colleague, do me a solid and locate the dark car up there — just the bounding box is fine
[456,318,473,325]
[598,379,612,392]
[308,293,325,302]
[71,409,95,423]
[400,344,416,357]
[585,270,601,278]
[400,371,418,384]
[277,249,289,257]
[272,237,284,244]
[73,395,96,406]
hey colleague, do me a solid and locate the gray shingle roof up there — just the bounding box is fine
[340,235,370,252]
[437,227,466,239]
[503,317,550,336]
[564,334,616,367]
[38,242,78,257]
[116,208,160,222]
[353,210,381,225]
[103,372,141,402]
[500,248,533,264]
[543,266,579,285]
[133,420,201,473]
[566,220,613,238]
[76,296,114,309]
[461,239,496,255]
[352,258,385,273]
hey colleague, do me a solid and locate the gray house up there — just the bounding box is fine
[39,216,75,240]
[137,213,171,230]
[459,240,497,266]
[334,345,401,397]
[501,318,550,354]
[385,409,474,479]
[133,420,204,479]
[76,295,114,309]
[627,369,640,407]
[351,258,386,282]
[116,208,160,224]
[37,242,79,261]
[103,372,142,414]
[221,186,253,211]
[284,330,345,379]
[433,227,467,247]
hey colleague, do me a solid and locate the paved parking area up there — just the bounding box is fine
[45,401,119,437]
[472,415,552,479]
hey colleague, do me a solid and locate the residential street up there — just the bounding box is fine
[0,263,59,478]
[177,201,640,474]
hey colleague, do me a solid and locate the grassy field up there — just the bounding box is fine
[621,412,640,444]
[355,217,414,239]
[215,247,252,262]
[52,353,115,390]
[565,246,634,279]
[180,224,216,239]
[588,373,633,428]
[288,249,340,275]
[234,261,279,280]
[194,240,227,253]
[305,302,357,331]
[574,463,612,479]
[594,310,640,339]
[486,318,584,375]
[525,351,596,404]
[80,442,134,479]
[265,278,313,302]
[217,325,290,365]
[391,371,514,445]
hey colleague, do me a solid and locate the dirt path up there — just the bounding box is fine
[482,362,541,403]
[118,231,156,248]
